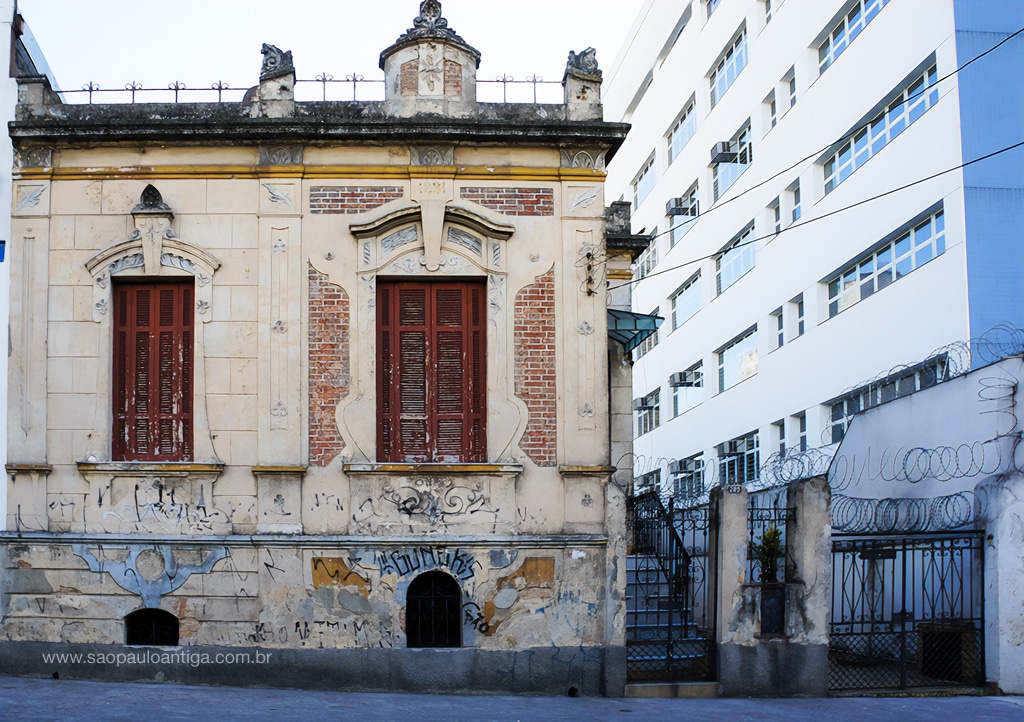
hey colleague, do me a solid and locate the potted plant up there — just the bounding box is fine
[750,525,786,635]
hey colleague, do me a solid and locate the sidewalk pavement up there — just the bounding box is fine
[1,674,1023,721]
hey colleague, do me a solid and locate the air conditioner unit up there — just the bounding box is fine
[711,141,737,164]
[633,398,652,411]
[668,459,683,474]
[666,197,699,216]
[669,370,702,387]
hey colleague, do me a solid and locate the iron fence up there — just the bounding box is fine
[747,486,790,584]
[54,75,563,105]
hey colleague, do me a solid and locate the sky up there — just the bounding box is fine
[16,0,644,104]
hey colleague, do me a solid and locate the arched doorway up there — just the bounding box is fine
[406,570,462,648]
[125,608,179,646]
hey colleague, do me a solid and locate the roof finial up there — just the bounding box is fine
[260,43,294,81]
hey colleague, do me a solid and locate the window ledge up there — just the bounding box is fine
[344,463,523,476]
[77,461,226,476]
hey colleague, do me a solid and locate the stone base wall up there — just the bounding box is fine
[717,642,829,697]
[0,640,620,696]
[0,536,619,695]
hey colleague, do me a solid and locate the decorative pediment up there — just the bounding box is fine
[349,202,514,272]
[84,185,221,321]
[349,203,514,241]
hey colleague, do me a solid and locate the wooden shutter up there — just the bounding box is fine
[377,280,486,462]
[113,281,194,461]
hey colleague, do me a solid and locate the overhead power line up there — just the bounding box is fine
[608,138,1024,292]
[605,23,1024,290]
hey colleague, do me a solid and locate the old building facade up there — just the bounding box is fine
[0,2,633,695]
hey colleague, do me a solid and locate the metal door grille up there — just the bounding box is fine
[626,493,712,682]
[406,571,462,648]
[829,533,984,691]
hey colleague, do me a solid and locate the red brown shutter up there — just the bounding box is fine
[113,281,194,461]
[377,280,486,462]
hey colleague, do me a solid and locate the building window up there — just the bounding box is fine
[633,306,660,360]
[715,223,755,294]
[406,571,462,648]
[634,237,659,279]
[765,0,773,24]
[633,155,657,208]
[706,0,722,17]
[774,419,786,456]
[377,280,486,463]
[670,361,703,417]
[125,609,180,646]
[670,273,701,330]
[828,208,945,317]
[827,355,948,443]
[795,412,808,451]
[718,431,759,485]
[710,29,748,107]
[766,90,778,129]
[717,328,758,392]
[786,68,797,108]
[667,100,697,163]
[792,294,805,337]
[712,123,752,201]
[824,64,938,193]
[819,0,890,73]
[768,197,781,234]
[771,307,784,349]
[672,454,705,501]
[636,469,662,495]
[789,181,801,223]
[112,280,194,462]
[635,388,661,436]
[669,183,699,247]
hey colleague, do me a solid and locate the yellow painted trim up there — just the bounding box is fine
[15,164,607,183]
[607,270,634,280]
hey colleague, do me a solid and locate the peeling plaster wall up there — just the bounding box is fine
[0,538,618,694]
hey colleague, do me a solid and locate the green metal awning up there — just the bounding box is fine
[607,309,664,353]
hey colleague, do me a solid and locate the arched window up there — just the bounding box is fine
[125,608,179,646]
[406,571,462,648]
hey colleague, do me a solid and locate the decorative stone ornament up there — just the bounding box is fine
[132,184,173,217]
[565,48,602,80]
[379,0,481,117]
[260,43,294,81]
[386,0,479,60]
[563,47,604,121]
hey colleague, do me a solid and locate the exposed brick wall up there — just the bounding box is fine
[444,59,462,96]
[400,60,418,96]
[460,187,555,216]
[309,187,403,214]
[514,269,557,467]
[308,264,349,466]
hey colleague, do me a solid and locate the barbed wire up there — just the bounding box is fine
[830,491,982,534]
[634,324,1024,532]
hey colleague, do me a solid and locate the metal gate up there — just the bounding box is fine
[829,533,985,692]
[626,493,713,682]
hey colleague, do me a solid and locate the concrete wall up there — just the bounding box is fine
[710,477,830,697]
[830,355,1024,692]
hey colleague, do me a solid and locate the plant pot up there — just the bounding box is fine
[759,583,786,636]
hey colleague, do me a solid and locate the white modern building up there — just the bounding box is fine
[603,0,1024,500]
